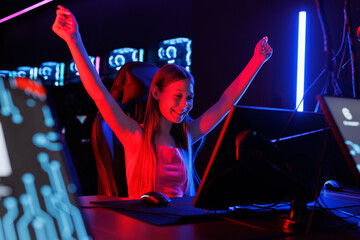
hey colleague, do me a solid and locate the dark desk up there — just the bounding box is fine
[78,192,360,240]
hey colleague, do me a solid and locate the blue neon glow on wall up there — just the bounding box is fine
[108,47,140,71]
[296,11,306,112]
[158,37,192,72]
[38,62,65,87]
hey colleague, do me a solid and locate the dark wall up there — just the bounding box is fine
[0,0,358,192]
[0,0,193,66]
[190,0,354,175]
[191,0,353,116]
[0,0,354,112]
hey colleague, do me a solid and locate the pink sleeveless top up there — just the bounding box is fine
[155,145,187,198]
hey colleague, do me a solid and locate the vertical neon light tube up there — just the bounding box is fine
[296,11,306,112]
[139,49,144,62]
[60,62,65,86]
[0,0,54,24]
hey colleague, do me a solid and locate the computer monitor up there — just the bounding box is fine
[0,76,91,239]
[317,95,360,187]
[14,66,38,79]
[68,56,97,84]
[193,105,341,211]
[0,70,13,78]
[108,47,144,80]
[158,37,192,72]
[38,61,65,87]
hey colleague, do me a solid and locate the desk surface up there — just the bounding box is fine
[78,193,360,240]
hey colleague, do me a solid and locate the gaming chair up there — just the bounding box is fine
[91,62,158,196]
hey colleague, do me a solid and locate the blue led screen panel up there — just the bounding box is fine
[0,76,91,239]
[318,95,360,186]
[38,62,65,87]
[68,56,96,84]
[158,37,192,72]
[0,70,13,78]
[108,47,143,80]
[14,66,38,79]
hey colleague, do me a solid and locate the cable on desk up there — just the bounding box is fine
[314,194,360,231]
[250,202,292,211]
[318,194,360,221]
[169,203,266,230]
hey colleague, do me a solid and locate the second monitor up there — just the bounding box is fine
[193,105,344,211]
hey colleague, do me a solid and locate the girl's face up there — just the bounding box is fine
[156,79,194,124]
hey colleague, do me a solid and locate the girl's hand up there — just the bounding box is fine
[254,37,273,63]
[52,5,80,43]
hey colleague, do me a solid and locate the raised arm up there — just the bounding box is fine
[52,5,142,148]
[189,37,273,142]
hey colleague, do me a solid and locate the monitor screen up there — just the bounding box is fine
[158,37,192,72]
[14,66,38,79]
[193,106,305,210]
[0,76,91,239]
[38,61,65,87]
[192,105,344,210]
[108,47,144,80]
[68,56,96,84]
[317,95,360,186]
[0,70,13,78]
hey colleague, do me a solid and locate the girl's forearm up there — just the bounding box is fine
[66,35,109,103]
[219,56,264,109]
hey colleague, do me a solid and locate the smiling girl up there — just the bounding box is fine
[52,5,273,198]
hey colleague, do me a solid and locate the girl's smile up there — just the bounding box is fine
[155,79,194,124]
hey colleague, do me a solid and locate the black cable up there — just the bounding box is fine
[316,194,360,230]
[305,121,328,233]
[277,1,347,139]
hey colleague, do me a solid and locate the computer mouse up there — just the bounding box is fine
[324,180,344,191]
[141,191,171,207]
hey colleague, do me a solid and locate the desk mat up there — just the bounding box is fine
[90,197,223,226]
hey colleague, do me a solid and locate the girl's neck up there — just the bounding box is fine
[159,115,173,135]
[157,115,176,147]
[157,134,176,148]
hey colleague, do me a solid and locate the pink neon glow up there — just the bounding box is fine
[0,0,54,24]
[95,56,101,74]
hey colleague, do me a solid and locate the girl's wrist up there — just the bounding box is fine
[251,55,265,67]
[66,32,82,46]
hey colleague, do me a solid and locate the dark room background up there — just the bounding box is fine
[0,0,359,194]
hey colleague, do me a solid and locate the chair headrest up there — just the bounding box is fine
[110,62,159,105]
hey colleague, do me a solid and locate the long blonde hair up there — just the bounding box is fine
[128,64,197,198]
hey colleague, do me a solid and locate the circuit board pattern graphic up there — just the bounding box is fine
[0,77,91,240]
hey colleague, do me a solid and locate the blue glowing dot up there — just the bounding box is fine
[26,99,36,107]
[47,131,58,141]
[37,152,49,163]
[67,183,77,193]
[4,196,17,208]
[22,173,35,183]
[41,185,52,196]
[1,108,11,117]
[32,217,44,228]
[20,195,30,205]
[33,133,48,147]
[51,160,61,170]
[12,114,23,124]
